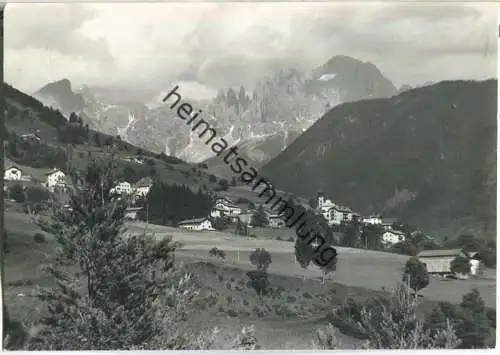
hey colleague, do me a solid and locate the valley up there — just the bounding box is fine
[3,43,496,351]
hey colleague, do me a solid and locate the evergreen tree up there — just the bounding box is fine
[235,219,248,236]
[30,154,180,349]
[251,205,268,227]
[360,224,383,249]
[247,248,272,298]
[340,223,359,247]
[144,182,213,226]
[217,179,229,191]
[455,234,481,252]
[402,256,429,294]
[249,248,272,272]
[456,288,490,348]
[292,204,337,270]
[295,238,314,279]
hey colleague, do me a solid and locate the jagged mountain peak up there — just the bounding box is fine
[311,54,398,102]
[31,54,398,164]
[39,78,72,92]
[34,78,85,115]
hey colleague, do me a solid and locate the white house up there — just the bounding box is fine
[178,217,215,231]
[20,133,41,142]
[4,167,22,181]
[382,230,406,245]
[317,193,336,212]
[124,207,143,220]
[267,213,286,228]
[133,177,153,198]
[210,197,242,221]
[322,205,353,225]
[135,186,151,197]
[111,182,132,195]
[363,215,382,225]
[45,169,66,190]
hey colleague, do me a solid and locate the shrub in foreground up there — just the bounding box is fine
[320,283,460,349]
[33,233,46,244]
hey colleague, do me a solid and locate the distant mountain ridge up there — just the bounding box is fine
[32,55,398,165]
[260,79,497,239]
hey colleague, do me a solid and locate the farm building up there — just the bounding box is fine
[133,177,153,198]
[210,197,242,222]
[417,249,470,274]
[178,217,215,231]
[45,169,66,190]
[267,213,286,228]
[111,181,132,195]
[124,207,143,220]
[4,166,23,181]
[382,230,406,245]
[363,215,382,225]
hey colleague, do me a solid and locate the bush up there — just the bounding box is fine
[322,283,460,349]
[251,206,269,227]
[9,184,25,203]
[286,295,296,303]
[209,247,226,260]
[246,270,269,297]
[218,179,229,191]
[33,233,46,244]
[25,186,50,203]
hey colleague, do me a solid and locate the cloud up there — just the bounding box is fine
[4,1,497,98]
[5,3,112,63]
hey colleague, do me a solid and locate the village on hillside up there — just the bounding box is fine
[4,162,489,281]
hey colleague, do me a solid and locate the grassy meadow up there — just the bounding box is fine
[3,209,497,349]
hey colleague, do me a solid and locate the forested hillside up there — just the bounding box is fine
[261,80,497,239]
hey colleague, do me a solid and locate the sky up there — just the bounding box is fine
[4,1,498,101]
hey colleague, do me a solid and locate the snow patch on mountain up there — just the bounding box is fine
[318,73,337,81]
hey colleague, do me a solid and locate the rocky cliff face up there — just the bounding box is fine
[33,55,397,164]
